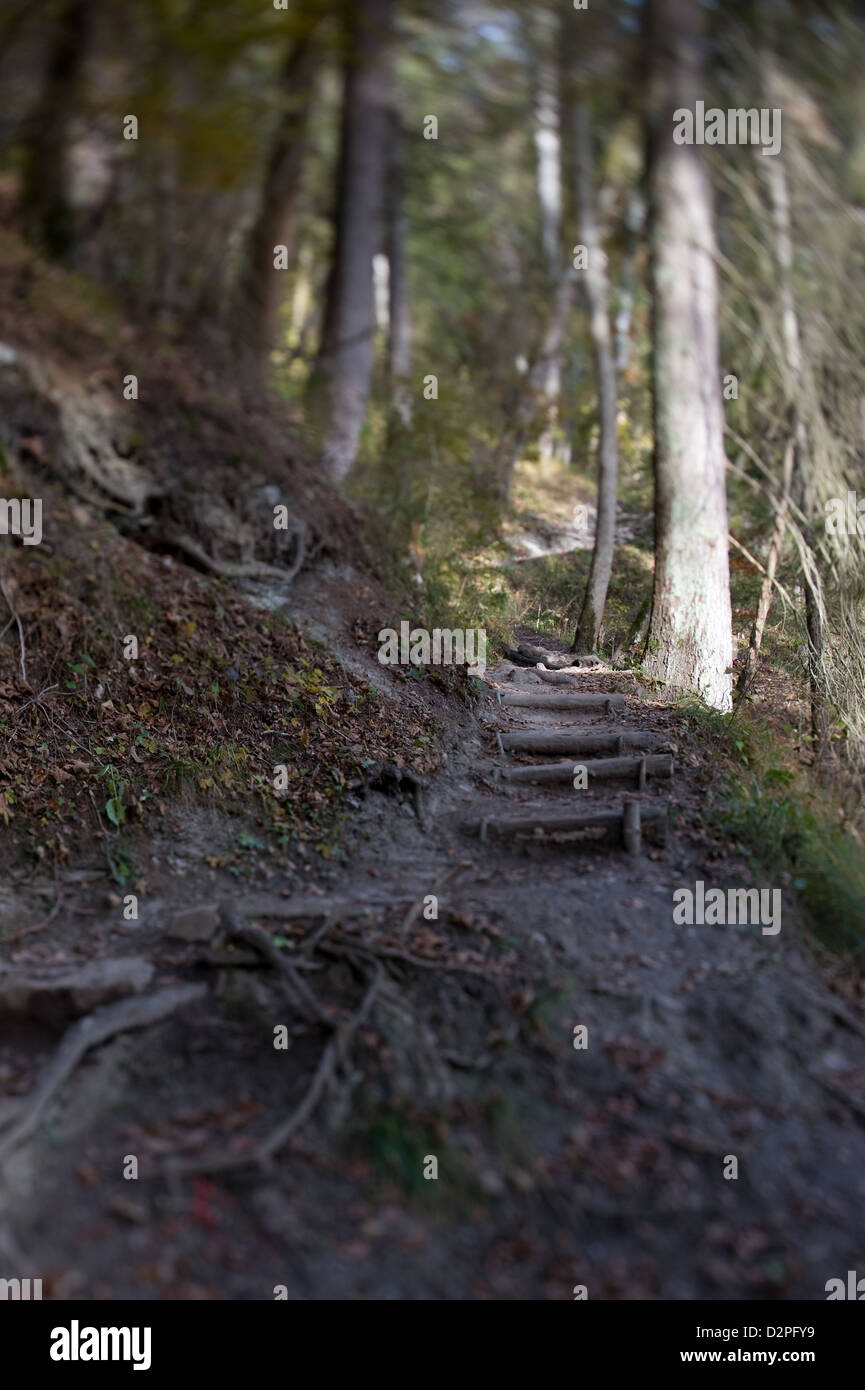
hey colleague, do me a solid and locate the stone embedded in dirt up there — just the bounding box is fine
[167,905,220,942]
[0,957,155,1021]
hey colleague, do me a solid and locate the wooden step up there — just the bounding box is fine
[498,691,625,712]
[496,752,673,788]
[499,730,666,756]
[468,800,668,851]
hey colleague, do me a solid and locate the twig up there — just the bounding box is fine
[441,1049,494,1070]
[0,985,206,1166]
[0,574,27,683]
[728,532,794,609]
[12,683,58,721]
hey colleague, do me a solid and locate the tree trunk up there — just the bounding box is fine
[307,0,393,483]
[572,101,618,655]
[533,56,564,462]
[234,32,319,372]
[18,0,93,261]
[496,16,571,500]
[386,112,412,429]
[748,62,827,761]
[643,0,733,711]
[615,193,644,372]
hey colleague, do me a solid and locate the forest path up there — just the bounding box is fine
[1,643,865,1298]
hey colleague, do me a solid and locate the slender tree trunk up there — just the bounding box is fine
[18,0,93,260]
[615,193,644,372]
[533,57,564,462]
[534,76,562,284]
[234,32,319,372]
[572,101,618,654]
[307,0,393,483]
[643,0,733,711]
[386,112,412,430]
[748,64,827,760]
[496,11,570,501]
[736,437,794,698]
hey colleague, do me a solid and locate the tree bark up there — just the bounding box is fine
[572,101,618,655]
[615,193,644,372]
[643,0,733,711]
[533,53,564,462]
[234,31,320,372]
[741,59,828,760]
[18,0,93,261]
[307,0,394,483]
[386,112,412,429]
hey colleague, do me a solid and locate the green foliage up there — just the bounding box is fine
[100,765,128,827]
[680,698,865,962]
[720,769,865,961]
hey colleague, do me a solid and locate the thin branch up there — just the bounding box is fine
[728,532,794,609]
[0,574,27,683]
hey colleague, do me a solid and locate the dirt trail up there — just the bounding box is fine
[1,642,864,1300]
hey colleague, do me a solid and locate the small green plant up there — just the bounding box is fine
[100,764,128,827]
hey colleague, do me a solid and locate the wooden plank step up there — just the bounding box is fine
[469,800,667,849]
[499,730,666,756]
[496,752,673,787]
[498,691,625,711]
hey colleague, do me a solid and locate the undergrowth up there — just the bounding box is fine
[679,699,865,965]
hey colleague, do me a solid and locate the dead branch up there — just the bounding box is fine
[728,530,794,608]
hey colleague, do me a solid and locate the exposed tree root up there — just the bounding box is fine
[0,985,206,1167]
[160,962,384,1178]
[220,907,333,1027]
[163,523,306,584]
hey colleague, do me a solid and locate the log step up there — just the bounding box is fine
[496,752,673,787]
[534,666,585,684]
[498,691,625,711]
[469,800,667,850]
[499,730,666,756]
